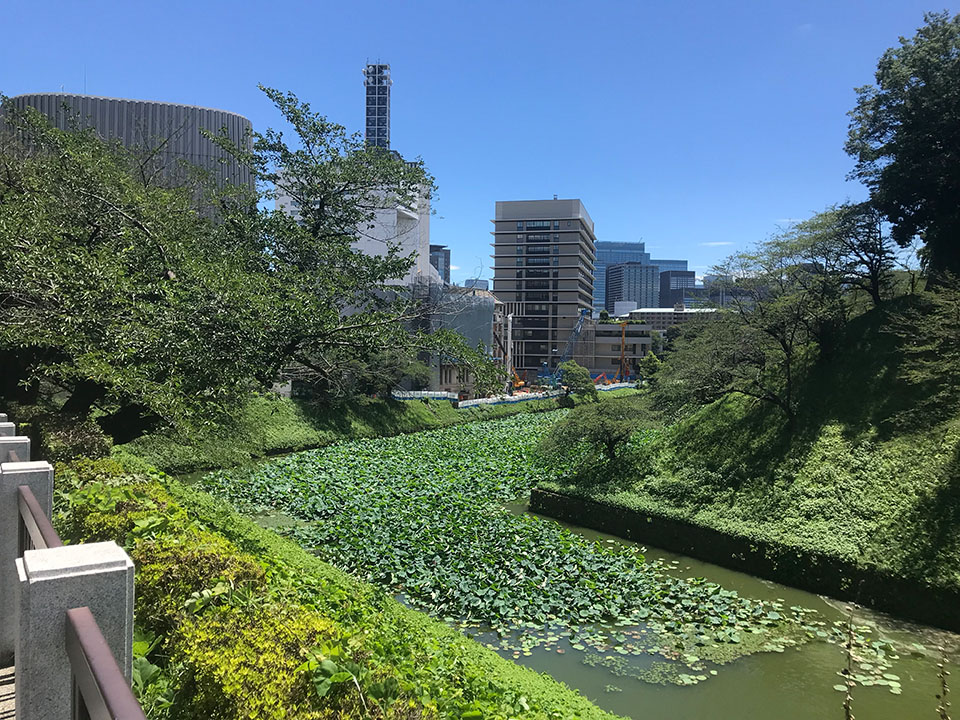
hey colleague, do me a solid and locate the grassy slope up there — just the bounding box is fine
[542,304,960,593]
[122,390,637,475]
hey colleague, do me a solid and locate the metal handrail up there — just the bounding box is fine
[65,607,147,720]
[17,484,63,554]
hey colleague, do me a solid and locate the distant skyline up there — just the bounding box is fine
[3,0,954,283]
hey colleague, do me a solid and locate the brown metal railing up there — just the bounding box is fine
[17,485,63,554]
[65,607,147,720]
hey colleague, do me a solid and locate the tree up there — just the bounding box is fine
[833,202,896,306]
[846,12,960,277]
[0,88,496,437]
[654,229,845,422]
[0,100,274,435]
[539,396,650,467]
[637,352,662,385]
[558,361,597,401]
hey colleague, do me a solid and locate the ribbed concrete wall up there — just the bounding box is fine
[7,93,253,188]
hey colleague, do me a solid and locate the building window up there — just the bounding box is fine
[516,221,524,230]
[527,220,551,230]
[526,257,551,266]
[552,245,559,254]
[517,233,524,240]
[554,234,560,240]
[516,246,523,254]
[516,259,524,266]
[553,220,560,229]
[552,257,559,266]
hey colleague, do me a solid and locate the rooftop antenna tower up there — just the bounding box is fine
[362,61,392,149]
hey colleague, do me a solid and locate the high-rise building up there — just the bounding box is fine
[491,199,596,374]
[605,262,659,309]
[659,270,696,307]
[593,241,650,312]
[362,63,391,149]
[464,278,489,290]
[430,244,451,284]
[649,258,688,275]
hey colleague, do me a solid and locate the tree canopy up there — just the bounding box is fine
[846,11,960,276]
[0,88,497,438]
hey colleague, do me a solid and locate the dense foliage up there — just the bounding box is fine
[545,304,960,596]
[846,11,960,276]
[198,413,809,685]
[0,89,497,440]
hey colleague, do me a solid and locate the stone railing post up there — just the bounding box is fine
[0,421,14,437]
[0,460,54,665]
[16,542,134,720]
[0,436,30,464]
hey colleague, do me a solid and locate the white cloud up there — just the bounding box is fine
[449,265,460,271]
[699,241,734,247]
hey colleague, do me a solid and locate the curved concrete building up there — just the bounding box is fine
[6,93,253,188]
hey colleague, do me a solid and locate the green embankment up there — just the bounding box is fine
[121,391,636,475]
[539,306,960,621]
[56,458,622,720]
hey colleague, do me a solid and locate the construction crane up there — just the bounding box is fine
[538,308,591,388]
[493,329,525,392]
[612,321,632,383]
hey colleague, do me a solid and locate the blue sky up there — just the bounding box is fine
[3,1,954,283]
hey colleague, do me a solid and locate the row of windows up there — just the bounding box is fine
[517,245,557,255]
[515,220,577,231]
[518,257,560,266]
[521,233,557,241]
[516,269,560,279]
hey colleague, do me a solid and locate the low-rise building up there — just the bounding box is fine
[623,305,716,332]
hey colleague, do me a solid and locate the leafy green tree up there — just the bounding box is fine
[558,361,597,401]
[846,12,960,277]
[656,229,844,421]
[0,88,496,437]
[637,352,662,385]
[0,101,274,435]
[539,396,649,466]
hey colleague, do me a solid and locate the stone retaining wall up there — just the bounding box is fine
[530,488,960,632]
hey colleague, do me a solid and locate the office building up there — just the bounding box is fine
[574,321,652,379]
[491,199,596,375]
[593,241,650,312]
[649,258,688,275]
[362,63,391,149]
[659,270,697,307]
[606,262,659,309]
[430,245,451,284]
[622,306,716,332]
[464,278,489,290]
[6,93,253,189]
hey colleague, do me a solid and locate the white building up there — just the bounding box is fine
[275,185,440,287]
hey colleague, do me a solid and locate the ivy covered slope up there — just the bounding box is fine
[120,391,633,475]
[542,304,960,595]
[55,457,622,720]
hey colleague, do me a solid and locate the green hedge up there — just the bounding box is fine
[55,460,621,720]
[119,390,638,475]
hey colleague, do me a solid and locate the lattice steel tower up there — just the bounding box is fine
[362,63,392,149]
